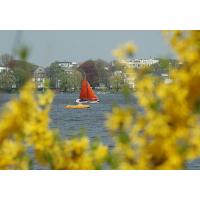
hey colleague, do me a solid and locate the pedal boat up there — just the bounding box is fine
[64,104,90,109]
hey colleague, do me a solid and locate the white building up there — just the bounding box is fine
[124,73,135,89]
[123,58,159,68]
[0,66,9,73]
[57,61,78,68]
[32,67,46,89]
[120,59,159,88]
[111,59,159,89]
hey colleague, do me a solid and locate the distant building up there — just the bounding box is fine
[0,66,9,73]
[56,61,79,75]
[120,59,159,88]
[110,58,164,89]
[123,58,159,68]
[125,75,135,88]
[57,61,79,69]
[32,67,46,90]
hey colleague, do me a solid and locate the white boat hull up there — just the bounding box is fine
[76,99,99,104]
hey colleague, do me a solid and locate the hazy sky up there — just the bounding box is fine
[0,30,174,66]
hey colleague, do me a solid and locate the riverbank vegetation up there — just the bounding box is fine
[0,30,200,169]
[0,54,38,92]
[1,50,179,93]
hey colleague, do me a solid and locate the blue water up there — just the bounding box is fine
[0,92,199,169]
[49,93,127,147]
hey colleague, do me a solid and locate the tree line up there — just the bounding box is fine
[47,59,131,92]
[0,53,179,92]
[0,54,38,92]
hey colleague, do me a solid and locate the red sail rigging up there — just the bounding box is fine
[79,79,88,99]
[79,79,98,100]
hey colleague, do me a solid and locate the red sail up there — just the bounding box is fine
[79,79,88,99]
[79,79,98,101]
[87,82,98,100]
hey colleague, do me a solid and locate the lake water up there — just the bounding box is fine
[49,93,128,147]
[0,92,199,169]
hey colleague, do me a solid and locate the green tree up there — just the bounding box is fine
[60,70,82,92]
[12,60,38,89]
[47,62,64,88]
[110,72,125,92]
[78,60,99,87]
[44,78,50,89]
[158,57,177,73]
[94,59,111,88]
[0,70,16,91]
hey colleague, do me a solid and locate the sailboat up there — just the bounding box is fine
[64,79,99,109]
[76,79,99,104]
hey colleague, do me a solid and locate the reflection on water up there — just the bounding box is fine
[0,92,199,169]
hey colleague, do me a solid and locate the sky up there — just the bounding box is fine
[0,30,175,67]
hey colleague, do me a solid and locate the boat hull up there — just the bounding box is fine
[76,99,99,104]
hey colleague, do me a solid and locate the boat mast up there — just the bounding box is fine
[83,71,88,99]
[85,72,88,99]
